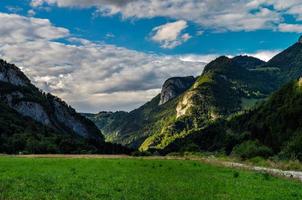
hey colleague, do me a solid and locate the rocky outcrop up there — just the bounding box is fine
[159,76,195,105]
[0,60,30,86]
[14,101,52,126]
[53,99,89,138]
[176,91,195,118]
[0,59,102,141]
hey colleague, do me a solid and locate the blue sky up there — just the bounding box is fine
[0,0,302,112]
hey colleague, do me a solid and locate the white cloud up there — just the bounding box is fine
[0,13,69,44]
[27,9,36,17]
[179,54,219,64]
[151,20,191,49]
[0,11,284,112]
[30,0,46,7]
[0,12,208,112]
[29,0,302,32]
[244,50,281,62]
[278,23,302,33]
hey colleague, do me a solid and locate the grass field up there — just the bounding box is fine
[0,157,301,200]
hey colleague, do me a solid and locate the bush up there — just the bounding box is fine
[232,140,273,160]
[233,171,240,178]
[280,133,302,161]
[248,156,267,166]
[131,151,152,157]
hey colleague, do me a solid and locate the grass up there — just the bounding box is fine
[0,157,302,200]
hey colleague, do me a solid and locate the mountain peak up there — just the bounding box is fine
[0,59,31,86]
[159,76,195,105]
[0,59,103,140]
[232,55,265,69]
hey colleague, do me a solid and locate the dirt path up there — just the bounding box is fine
[8,154,302,182]
[221,160,302,181]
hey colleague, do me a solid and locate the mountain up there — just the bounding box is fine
[0,59,129,154]
[86,36,302,153]
[86,55,275,150]
[84,76,198,148]
[265,38,302,84]
[84,93,179,148]
[159,76,195,105]
[163,78,302,160]
[141,55,276,151]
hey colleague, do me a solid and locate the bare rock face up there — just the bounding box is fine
[53,100,90,138]
[0,60,30,86]
[0,59,102,140]
[159,76,195,105]
[14,101,52,126]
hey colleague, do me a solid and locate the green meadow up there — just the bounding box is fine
[0,157,301,200]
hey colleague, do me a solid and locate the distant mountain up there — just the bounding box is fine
[163,78,302,160]
[86,55,275,150]
[84,93,179,148]
[85,76,195,147]
[86,36,302,153]
[142,55,276,151]
[0,60,129,154]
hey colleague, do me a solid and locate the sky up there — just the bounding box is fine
[0,0,302,113]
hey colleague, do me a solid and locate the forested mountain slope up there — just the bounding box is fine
[0,59,129,154]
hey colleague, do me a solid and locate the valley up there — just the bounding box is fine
[2,1,302,199]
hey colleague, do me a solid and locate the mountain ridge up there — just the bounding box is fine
[86,36,302,157]
[0,59,130,154]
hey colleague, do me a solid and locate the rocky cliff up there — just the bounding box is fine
[0,59,102,141]
[159,76,195,105]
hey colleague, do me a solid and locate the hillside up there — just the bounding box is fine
[86,55,276,150]
[0,59,129,154]
[84,77,198,148]
[141,55,276,151]
[86,37,302,153]
[163,78,302,160]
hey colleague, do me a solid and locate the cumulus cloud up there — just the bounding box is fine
[151,20,191,49]
[28,0,302,32]
[244,50,281,62]
[0,11,283,112]
[278,23,302,33]
[0,13,69,44]
[0,12,209,112]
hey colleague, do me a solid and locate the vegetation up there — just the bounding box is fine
[0,157,301,200]
[0,101,130,154]
[163,79,302,162]
[0,59,130,154]
[85,94,179,149]
[86,41,302,156]
[86,55,276,151]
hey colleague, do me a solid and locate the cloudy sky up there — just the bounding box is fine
[0,0,301,112]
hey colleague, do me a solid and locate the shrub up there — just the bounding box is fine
[280,133,302,161]
[261,172,271,180]
[131,151,152,157]
[233,171,240,178]
[232,140,273,160]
